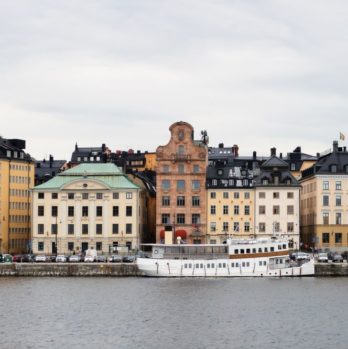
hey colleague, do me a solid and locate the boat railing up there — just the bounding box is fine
[162,252,228,260]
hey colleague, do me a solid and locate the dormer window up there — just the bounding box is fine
[291,163,296,171]
[217,169,223,176]
[262,178,268,185]
[331,165,337,173]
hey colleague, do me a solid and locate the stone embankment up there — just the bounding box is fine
[315,262,348,276]
[0,263,143,277]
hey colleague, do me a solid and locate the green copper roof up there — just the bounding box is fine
[34,163,140,190]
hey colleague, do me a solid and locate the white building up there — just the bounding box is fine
[31,163,144,255]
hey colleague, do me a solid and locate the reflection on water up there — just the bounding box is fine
[0,277,348,349]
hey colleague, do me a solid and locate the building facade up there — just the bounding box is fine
[300,141,348,252]
[0,137,34,253]
[31,163,144,255]
[156,121,208,243]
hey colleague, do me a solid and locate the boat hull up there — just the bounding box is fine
[137,258,315,277]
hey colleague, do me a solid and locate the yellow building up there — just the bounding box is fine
[0,138,34,253]
[300,141,348,252]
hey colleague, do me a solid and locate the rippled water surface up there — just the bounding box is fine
[0,277,347,349]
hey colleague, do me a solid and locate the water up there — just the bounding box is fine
[0,277,347,349]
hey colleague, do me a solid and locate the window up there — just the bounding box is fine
[273,206,280,214]
[287,222,294,232]
[38,242,44,251]
[234,192,239,199]
[177,180,185,190]
[273,222,280,233]
[259,206,265,214]
[323,195,329,206]
[336,181,342,190]
[273,192,279,199]
[192,180,200,190]
[323,181,329,190]
[335,233,342,244]
[38,224,44,234]
[287,205,294,215]
[126,223,132,234]
[234,206,239,215]
[68,206,74,217]
[233,222,239,232]
[287,192,294,199]
[126,192,132,199]
[162,165,169,173]
[244,205,250,215]
[223,222,229,231]
[96,224,103,234]
[162,214,170,224]
[82,193,89,200]
[96,242,102,251]
[126,206,132,216]
[193,165,200,173]
[82,224,88,234]
[96,193,103,200]
[210,222,216,232]
[68,224,74,235]
[336,195,341,206]
[52,193,58,199]
[178,164,185,174]
[259,192,265,199]
[112,224,119,234]
[322,233,330,243]
[51,206,58,217]
[259,223,266,232]
[113,193,119,200]
[223,205,229,214]
[323,212,329,225]
[68,193,75,200]
[82,206,88,217]
[177,214,185,224]
[68,242,74,251]
[210,205,216,215]
[178,144,185,154]
[38,192,44,199]
[291,163,296,171]
[244,192,250,199]
[336,212,342,225]
[177,196,185,206]
[51,224,57,235]
[244,222,250,232]
[96,206,103,217]
[192,214,200,225]
[210,192,216,199]
[112,206,119,216]
[192,196,200,207]
[162,196,170,206]
[223,192,229,199]
[162,180,170,190]
[38,206,44,216]
[331,165,337,173]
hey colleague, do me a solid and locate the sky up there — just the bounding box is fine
[1,0,348,161]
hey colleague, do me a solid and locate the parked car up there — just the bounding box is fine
[318,253,329,263]
[35,255,48,262]
[108,255,122,263]
[293,252,310,261]
[47,255,56,263]
[2,254,13,263]
[22,254,35,263]
[12,254,24,263]
[122,255,136,263]
[56,255,68,263]
[68,255,82,263]
[84,255,96,262]
[96,255,106,263]
[332,253,343,263]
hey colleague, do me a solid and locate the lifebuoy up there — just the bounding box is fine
[154,249,159,254]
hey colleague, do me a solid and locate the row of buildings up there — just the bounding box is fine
[1,122,348,255]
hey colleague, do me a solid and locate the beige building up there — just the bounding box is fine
[300,141,348,252]
[31,163,144,255]
[0,138,34,254]
[156,121,208,244]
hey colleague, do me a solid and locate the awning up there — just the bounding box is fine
[159,230,165,239]
[175,230,187,239]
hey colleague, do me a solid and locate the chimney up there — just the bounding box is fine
[232,144,239,157]
[333,141,338,152]
[75,143,78,151]
[102,143,106,152]
[271,147,276,156]
[49,155,53,168]
[280,152,283,159]
[218,143,224,148]
[253,151,257,160]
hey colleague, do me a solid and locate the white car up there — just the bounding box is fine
[84,255,96,262]
[56,255,67,263]
[69,255,82,263]
[35,255,47,262]
[294,252,310,261]
[318,253,329,263]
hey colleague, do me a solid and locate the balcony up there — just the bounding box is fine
[172,153,191,162]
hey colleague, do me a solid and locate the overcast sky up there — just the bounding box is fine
[1,0,348,160]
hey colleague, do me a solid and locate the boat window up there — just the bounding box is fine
[252,248,256,253]
[236,263,239,267]
[234,249,239,254]
[231,263,234,267]
[240,249,245,254]
[263,261,267,266]
[218,263,222,268]
[258,248,262,253]
[264,247,268,252]
[242,262,245,267]
[223,263,226,268]
[276,259,279,264]
[195,264,199,268]
[184,263,188,268]
[246,262,250,267]
[246,249,250,254]
[270,247,274,252]
[189,264,192,268]
[200,264,203,268]
[211,263,215,268]
[259,261,262,266]
[207,263,210,268]
[280,259,283,264]
[278,245,282,250]
[283,244,287,249]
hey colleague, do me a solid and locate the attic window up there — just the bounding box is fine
[217,169,223,176]
[291,163,296,171]
[262,178,269,185]
[331,165,337,173]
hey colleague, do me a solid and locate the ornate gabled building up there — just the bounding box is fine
[300,141,348,252]
[0,137,34,253]
[254,148,301,248]
[156,121,208,244]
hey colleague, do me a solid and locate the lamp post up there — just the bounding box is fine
[55,215,58,256]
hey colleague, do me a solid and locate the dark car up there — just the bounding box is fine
[122,255,136,263]
[332,253,343,263]
[96,255,106,263]
[22,254,35,263]
[12,254,24,263]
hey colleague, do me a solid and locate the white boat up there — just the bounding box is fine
[137,238,314,277]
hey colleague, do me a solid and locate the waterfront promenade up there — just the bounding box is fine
[0,262,347,277]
